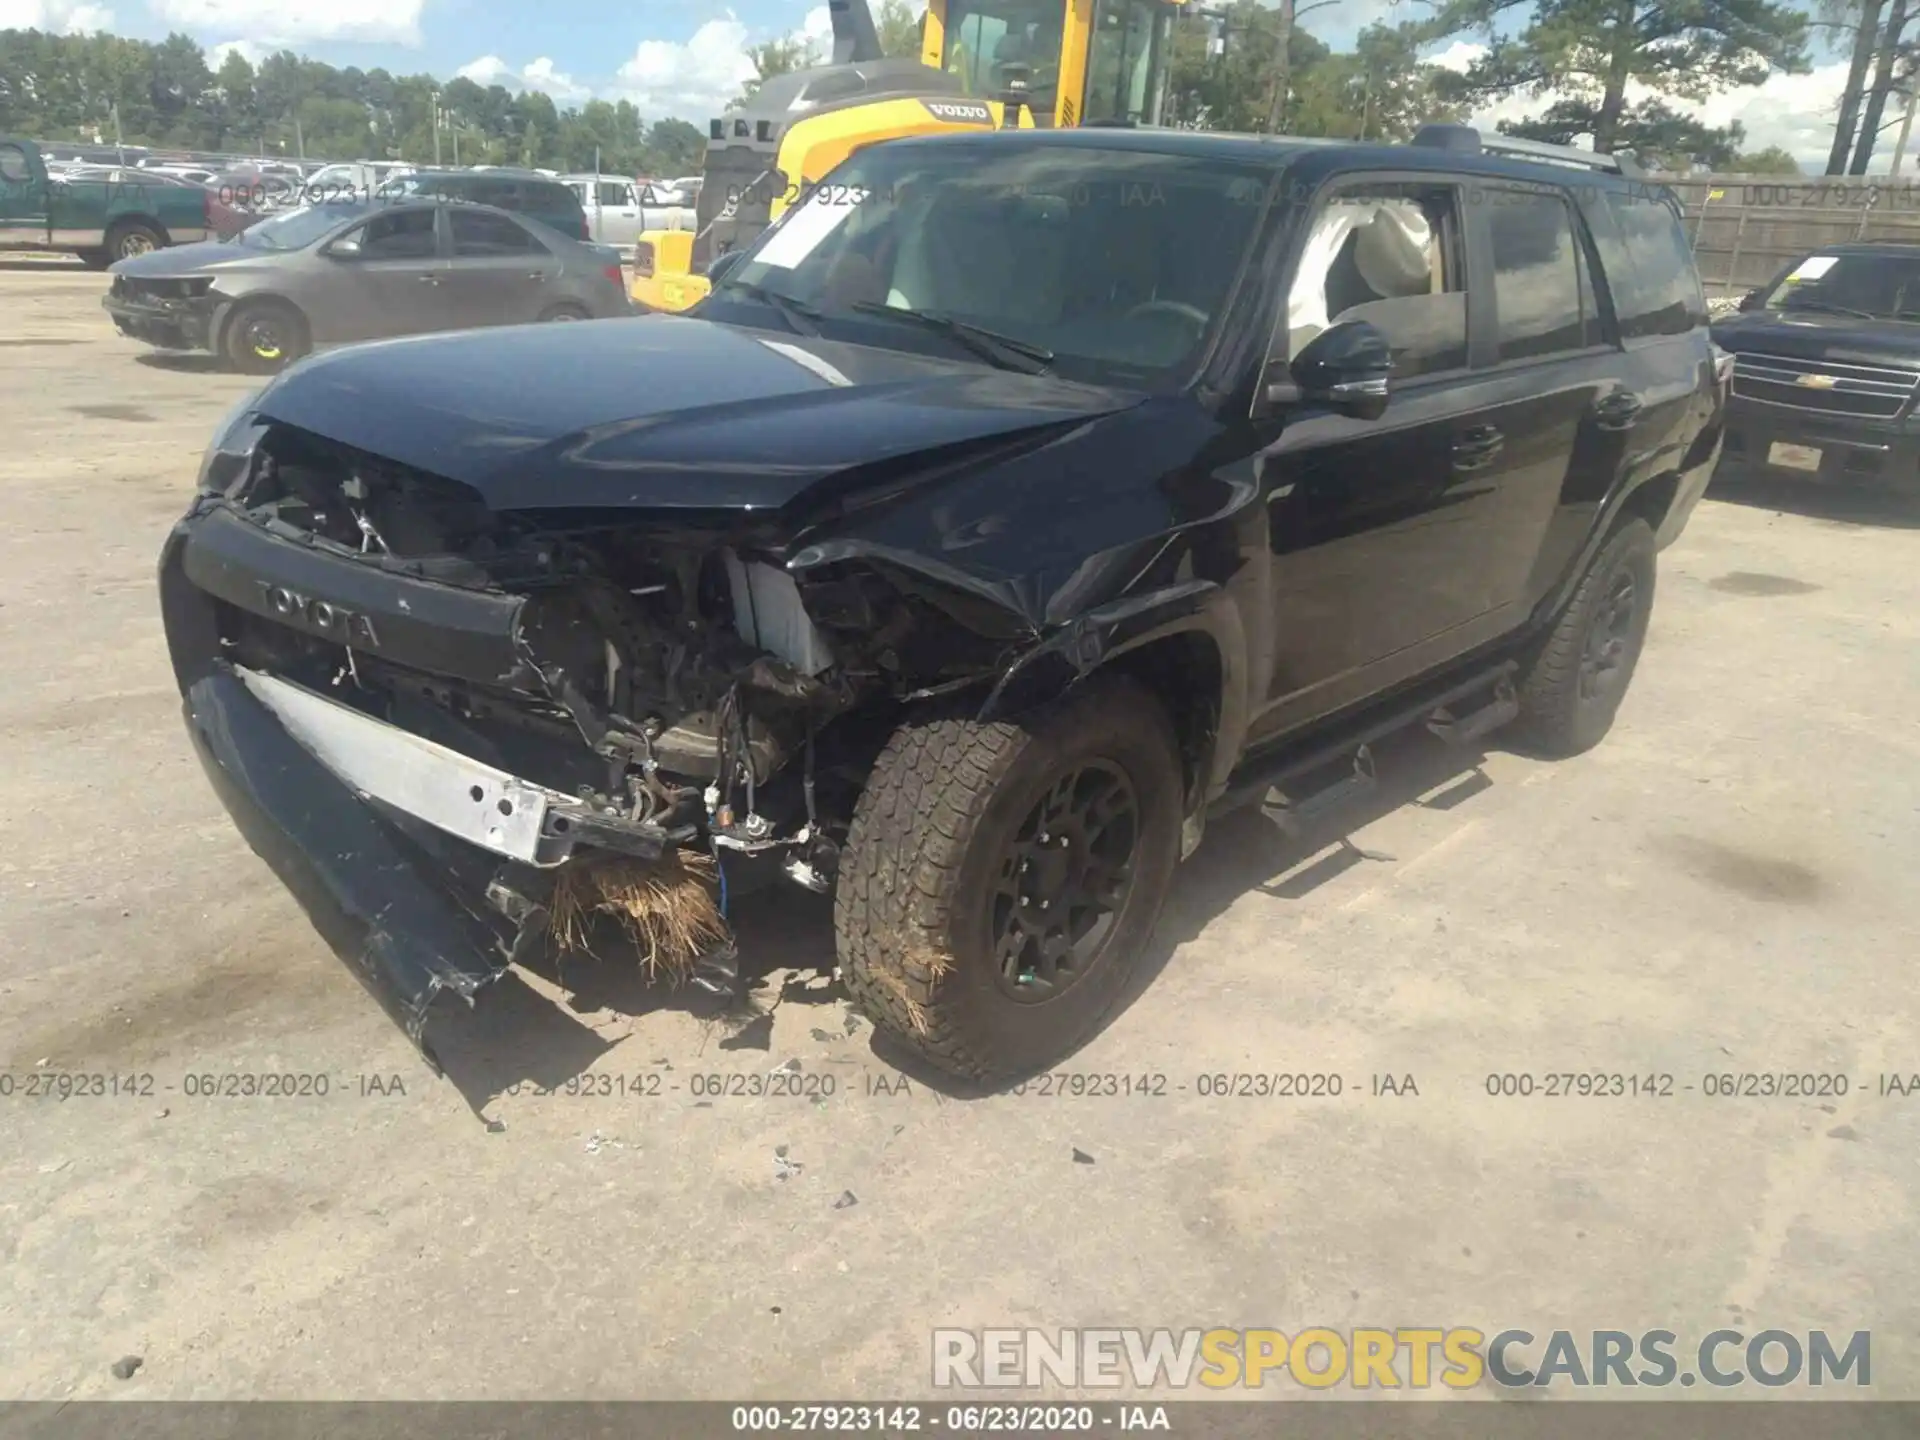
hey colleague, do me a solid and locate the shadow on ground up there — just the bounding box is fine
[424,719,1499,1113]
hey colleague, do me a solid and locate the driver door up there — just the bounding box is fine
[1243,177,1512,741]
[309,204,452,344]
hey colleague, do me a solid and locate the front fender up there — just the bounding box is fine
[978,580,1250,806]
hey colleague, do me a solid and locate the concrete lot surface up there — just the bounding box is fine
[2,259,1917,1401]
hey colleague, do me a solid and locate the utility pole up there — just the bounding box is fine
[431,87,442,166]
[1264,0,1294,133]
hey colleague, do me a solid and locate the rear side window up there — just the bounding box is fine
[1592,189,1705,339]
[451,209,540,256]
[1485,187,1596,362]
[536,182,584,215]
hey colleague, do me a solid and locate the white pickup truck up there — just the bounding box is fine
[562,175,695,250]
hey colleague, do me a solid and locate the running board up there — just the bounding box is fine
[1427,676,1519,747]
[1216,660,1519,823]
[1260,745,1377,837]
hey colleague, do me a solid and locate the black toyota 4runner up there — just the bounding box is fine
[158,123,1722,1083]
[1714,242,1920,497]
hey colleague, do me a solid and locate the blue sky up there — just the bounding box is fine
[3,0,1858,166]
[11,0,1394,118]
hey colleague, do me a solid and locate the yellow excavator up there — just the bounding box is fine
[631,0,1190,313]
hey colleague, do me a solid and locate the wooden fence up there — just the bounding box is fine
[1656,173,1920,298]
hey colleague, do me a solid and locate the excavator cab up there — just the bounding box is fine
[629,0,1186,314]
[925,0,1182,129]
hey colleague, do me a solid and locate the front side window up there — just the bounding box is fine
[598,181,632,207]
[1487,188,1590,362]
[1284,183,1466,380]
[1758,251,1920,322]
[725,141,1269,387]
[355,207,439,260]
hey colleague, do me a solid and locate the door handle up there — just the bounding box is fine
[1594,391,1644,430]
[1451,424,1504,470]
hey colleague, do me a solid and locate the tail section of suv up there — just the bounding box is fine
[158,122,1722,1082]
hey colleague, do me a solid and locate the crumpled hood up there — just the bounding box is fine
[1711,311,1920,371]
[111,239,255,276]
[248,314,1148,513]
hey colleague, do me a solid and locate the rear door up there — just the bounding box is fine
[444,207,559,326]
[596,180,642,246]
[1454,179,1623,623]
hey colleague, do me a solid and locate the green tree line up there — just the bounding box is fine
[3,0,1811,178]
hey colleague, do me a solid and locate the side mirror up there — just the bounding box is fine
[327,236,363,260]
[1738,287,1765,312]
[705,249,743,285]
[1267,320,1393,421]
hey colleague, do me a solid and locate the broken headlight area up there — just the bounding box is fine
[191,421,1018,989]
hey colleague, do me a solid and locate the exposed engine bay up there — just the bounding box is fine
[197,420,1020,970]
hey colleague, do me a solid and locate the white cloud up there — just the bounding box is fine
[0,0,113,32]
[1431,42,1857,171]
[610,17,760,121]
[147,0,425,46]
[208,38,265,68]
[456,53,590,104]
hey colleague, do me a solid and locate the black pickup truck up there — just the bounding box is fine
[159,124,1723,1083]
[1713,242,1920,498]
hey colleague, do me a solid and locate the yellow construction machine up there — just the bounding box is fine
[631,0,1189,313]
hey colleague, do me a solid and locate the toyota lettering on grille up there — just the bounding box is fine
[256,582,381,647]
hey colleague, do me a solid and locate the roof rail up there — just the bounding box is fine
[1410,122,1643,177]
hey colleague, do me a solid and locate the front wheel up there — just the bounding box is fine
[222,299,308,375]
[835,676,1184,1085]
[1512,516,1657,757]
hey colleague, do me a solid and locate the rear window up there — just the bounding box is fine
[1582,187,1705,340]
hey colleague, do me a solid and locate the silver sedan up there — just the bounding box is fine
[102,198,633,374]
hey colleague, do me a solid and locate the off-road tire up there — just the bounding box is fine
[835,676,1184,1085]
[223,298,309,375]
[1513,516,1658,758]
[104,219,165,262]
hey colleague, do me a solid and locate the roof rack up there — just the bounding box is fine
[1410,123,1643,177]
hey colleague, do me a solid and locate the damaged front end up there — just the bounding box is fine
[160,414,1029,1065]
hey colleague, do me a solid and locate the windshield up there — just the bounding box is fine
[940,0,1066,121]
[239,204,362,250]
[721,141,1269,387]
[1761,252,1920,321]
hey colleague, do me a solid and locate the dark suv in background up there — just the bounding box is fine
[159,123,1721,1083]
[375,168,590,243]
[1713,243,1920,499]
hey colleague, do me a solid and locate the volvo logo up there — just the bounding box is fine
[922,99,994,125]
[257,582,381,647]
